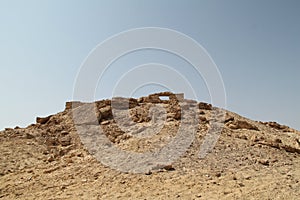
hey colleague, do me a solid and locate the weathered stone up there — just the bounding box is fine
[258,159,269,166]
[99,106,112,121]
[199,116,207,122]
[147,94,162,103]
[266,121,289,131]
[229,120,259,131]
[168,102,181,120]
[65,101,82,110]
[111,97,139,109]
[224,114,234,123]
[59,135,71,146]
[25,133,34,139]
[141,92,184,103]
[95,99,111,109]
[60,131,69,136]
[36,115,52,124]
[199,102,212,110]
[130,106,151,123]
[44,137,58,146]
[100,120,110,125]
[72,103,100,125]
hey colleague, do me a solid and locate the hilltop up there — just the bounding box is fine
[1,92,300,199]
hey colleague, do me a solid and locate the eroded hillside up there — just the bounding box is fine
[1,92,300,199]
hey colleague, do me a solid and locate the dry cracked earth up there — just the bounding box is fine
[1,92,300,199]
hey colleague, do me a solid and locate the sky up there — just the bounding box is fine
[0,0,299,130]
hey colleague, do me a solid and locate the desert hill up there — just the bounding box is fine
[1,92,300,199]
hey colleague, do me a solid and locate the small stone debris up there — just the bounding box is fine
[59,135,71,146]
[238,182,245,187]
[163,164,175,171]
[101,120,110,125]
[199,116,207,122]
[145,170,152,175]
[199,111,205,115]
[25,133,34,139]
[215,172,222,177]
[60,131,69,136]
[258,159,270,166]
[224,115,234,123]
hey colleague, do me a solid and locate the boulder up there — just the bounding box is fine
[228,120,259,131]
[199,102,212,110]
[99,106,113,121]
[36,115,52,124]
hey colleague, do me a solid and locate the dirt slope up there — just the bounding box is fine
[1,92,300,199]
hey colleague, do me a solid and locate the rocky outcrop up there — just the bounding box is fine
[260,121,292,132]
[227,120,259,131]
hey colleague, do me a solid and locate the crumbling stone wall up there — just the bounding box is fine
[139,92,184,103]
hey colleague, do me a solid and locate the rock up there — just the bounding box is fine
[145,170,152,175]
[65,101,82,110]
[128,98,139,108]
[168,102,181,120]
[238,182,245,187]
[111,97,138,109]
[258,159,269,166]
[36,115,52,124]
[183,99,198,104]
[141,92,184,103]
[131,106,151,123]
[199,111,205,115]
[59,135,71,146]
[147,94,162,103]
[199,116,207,122]
[274,138,282,143]
[215,172,222,177]
[25,133,34,139]
[198,102,212,110]
[281,145,300,154]
[228,124,236,129]
[60,131,69,136]
[224,114,234,123]
[99,106,113,121]
[266,121,290,131]
[72,103,100,125]
[100,120,110,125]
[151,163,175,172]
[44,137,58,146]
[46,155,55,162]
[173,110,181,120]
[95,99,111,109]
[163,164,175,171]
[250,134,259,142]
[228,120,259,131]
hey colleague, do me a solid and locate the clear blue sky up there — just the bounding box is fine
[0,0,299,130]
